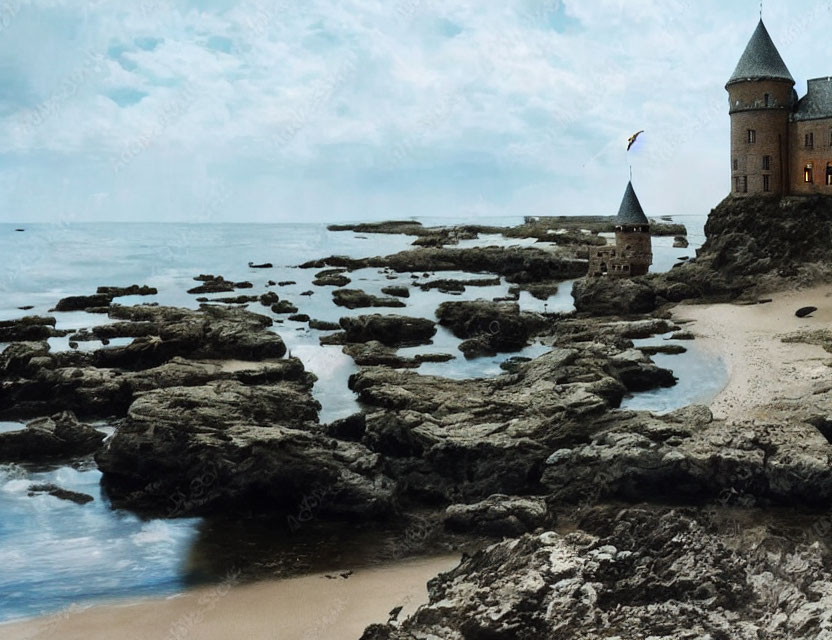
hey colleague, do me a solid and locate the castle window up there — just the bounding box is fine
[733,159,738,170]
[826,163,832,186]
[762,156,770,170]
[764,93,769,106]
[829,129,832,146]
[747,129,756,143]
[806,132,814,148]
[804,163,814,183]
[763,175,770,192]
[742,176,748,193]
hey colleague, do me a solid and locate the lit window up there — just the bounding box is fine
[805,163,814,183]
[747,129,756,143]
[806,132,814,148]
[763,175,770,192]
[826,163,832,186]
[762,156,770,170]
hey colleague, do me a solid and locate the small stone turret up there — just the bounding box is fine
[588,181,653,278]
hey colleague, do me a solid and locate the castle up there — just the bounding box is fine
[728,20,832,196]
[587,181,653,278]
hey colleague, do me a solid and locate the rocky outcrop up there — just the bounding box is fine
[418,277,501,293]
[436,300,546,357]
[572,277,657,316]
[380,286,409,298]
[542,390,832,507]
[0,412,105,462]
[332,289,406,309]
[0,305,291,420]
[342,341,453,368]
[0,316,63,341]
[97,285,157,297]
[313,268,351,287]
[96,379,396,518]
[186,275,252,295]
[362,506,832,640]
[346,344,674,504]
[28,483,95,504]
[300,246,587,284]
[53,294,113,312]
[324,314,437,347]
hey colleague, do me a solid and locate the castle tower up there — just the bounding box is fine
[614,181,652,276]
[726,20,795,197]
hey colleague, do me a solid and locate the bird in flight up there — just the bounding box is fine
[627,130,644,151]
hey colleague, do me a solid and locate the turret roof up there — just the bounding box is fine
[617,181,649,226]
[727,20,794,86]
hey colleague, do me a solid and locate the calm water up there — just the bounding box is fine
[0,215,719,623]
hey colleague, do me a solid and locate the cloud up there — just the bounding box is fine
[0,0,828,222]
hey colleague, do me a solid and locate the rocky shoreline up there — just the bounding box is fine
[3,201,832,638]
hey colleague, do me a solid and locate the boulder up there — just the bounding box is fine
[337,314,436,347]
[572,277,657,316]
[0,412,105,463]
[444,494,549,537]
[332,289,406,310]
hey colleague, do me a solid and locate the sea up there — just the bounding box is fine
[0,215,724,623]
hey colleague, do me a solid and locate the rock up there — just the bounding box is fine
[510,282,560,300]
[337,314,437,347]
[288,314,310,322]
[444,494,549,537]
[313,274,351,287]
[96,380,395,518]
[362,507,832,640]
[28,483,94,505]
[300,290,314,296]
[500,356,532,372]
[436,300,544,356]
[419,277,501,293]
[0,412,105,463]
[324,413,366,441]
[271,300,299,314]
[187,277,235,294]
[572,277,658,316]
[53,294,113,312]
[381,286,410,298]
[278,281,296,286]
[202,295,259,305]
[301,246,586,284]
[670,330,695,340]
[0,316,59,342]
[259,292,279,306]
[96,285,157,297]
[332,289,406,310]
[308,319,341,331]
[639,344,687,355]
[673,235,690,248]
[248,262,273,269]
[796,306,818,318]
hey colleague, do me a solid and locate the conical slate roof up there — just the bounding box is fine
[617,181,649,226]
[727,20,794,86]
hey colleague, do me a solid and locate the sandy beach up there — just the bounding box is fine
[0,554,459,640]
[675,285,832,421]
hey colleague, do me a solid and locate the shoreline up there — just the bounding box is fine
[0,554,459,640]
[674,284,832,422]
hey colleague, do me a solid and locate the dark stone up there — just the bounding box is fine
[97,285,157,297]
[271,301,299,314]
[0,412,105,463]
[381,286,410,298]
[333,289,406,309]
[28,483,94,505]
[338,314,436,347]
[288,314,310,322]
[54,294,113,312]
[309,319,341,331]
[796,306,818,318]
[248,262,273,269]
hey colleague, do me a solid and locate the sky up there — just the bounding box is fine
[0,0,831,223]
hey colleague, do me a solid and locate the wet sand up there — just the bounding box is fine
[675,285,832,421]
[0,554,459,640]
